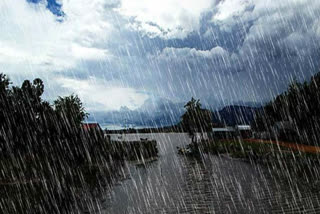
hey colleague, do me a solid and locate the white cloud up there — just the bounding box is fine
[159,46,229,59]
[241,0,320,53]
[71,44,110,60]
[2,0,320,115]
[0,0,113,73]
[57,76,149,111]
[117,0,215,39]
[213,0,252,21]
[211,0,320,64]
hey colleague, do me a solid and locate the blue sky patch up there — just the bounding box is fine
[27,0,64,17]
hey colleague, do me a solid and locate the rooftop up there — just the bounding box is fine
[82,123,101,131]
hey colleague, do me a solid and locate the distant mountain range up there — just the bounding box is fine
[212,105,262,126]
[88,97,185,128]
[88,97,263,129]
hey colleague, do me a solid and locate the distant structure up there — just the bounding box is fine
[82,123,102,132]
[235,125,252,138]
[209,125,252,139]
[211,127,236,139]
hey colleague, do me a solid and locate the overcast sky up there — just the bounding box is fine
[1,0,320,113]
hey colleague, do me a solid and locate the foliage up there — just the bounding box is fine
[54,94,88,128]
[0,73,157,212]
[0,73,10,93]
[180,97,212,142]
[201,139,291,158]
[254,72,320,145]
[0,73,108,169]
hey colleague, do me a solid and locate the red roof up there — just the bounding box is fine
[82,123,101,131]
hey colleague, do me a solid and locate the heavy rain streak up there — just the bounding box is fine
[2,0,320,213]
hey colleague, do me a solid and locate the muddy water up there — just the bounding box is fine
[99,133,320,214]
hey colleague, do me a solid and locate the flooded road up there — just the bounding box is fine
[99,133,320,214]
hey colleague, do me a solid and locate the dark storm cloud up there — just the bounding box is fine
[4,0,320,113]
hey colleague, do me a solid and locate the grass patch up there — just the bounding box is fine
[201,139,294,159]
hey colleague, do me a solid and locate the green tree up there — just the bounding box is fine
[258,73,320,144]
[54,94,88,127]
[0,73,11,152]
[181,97,212,143]
[0,73,10,93]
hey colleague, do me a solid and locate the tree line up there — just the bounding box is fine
[253,72,320,145]
[0,73,111,174]
[0,73,161,212]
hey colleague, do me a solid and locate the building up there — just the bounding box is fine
[210,126,236,139]
[235,125,252,138]
[82,123,102,132]
[209,125,252,139]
